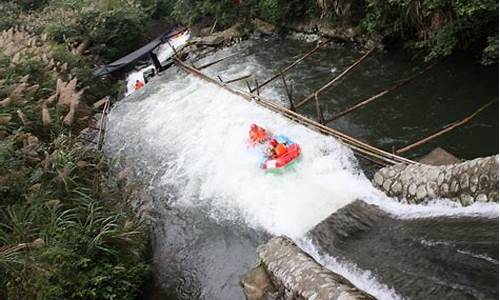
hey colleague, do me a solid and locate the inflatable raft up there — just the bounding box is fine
[260,135,301,173]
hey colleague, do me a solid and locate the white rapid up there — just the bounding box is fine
[107,70,385,238]
[104,41,498,299]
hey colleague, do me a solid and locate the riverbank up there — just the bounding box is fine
[0,3,151,298]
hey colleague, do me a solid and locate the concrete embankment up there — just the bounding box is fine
[372,155,499,205]
[241,236,376,300]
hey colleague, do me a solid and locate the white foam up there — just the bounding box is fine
[107,73,382,238]
[297,238,404,300]
[365,196,499,219]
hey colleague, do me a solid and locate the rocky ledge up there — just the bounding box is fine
[373,155,499,205]
[241,236,375,300]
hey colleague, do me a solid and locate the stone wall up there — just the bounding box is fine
[373,155,499,205]
[241,236,375,300]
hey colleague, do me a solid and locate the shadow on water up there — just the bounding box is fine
[141,203,270,300]
[146,205,270,300]
[309,200,499,300]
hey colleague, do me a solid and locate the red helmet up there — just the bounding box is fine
[270,139,278,146]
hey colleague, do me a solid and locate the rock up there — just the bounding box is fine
[391,181,402,194]
[460,194,474,206]
[373,172,383,186]
[475,194,488,203]
[240,264,277,300]
[252,19,276,35]
[408,183,417,196]
[418,147,461,166]
[416,185,427,200]
[382,179,392,191]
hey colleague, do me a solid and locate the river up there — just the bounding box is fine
[104,35,498,299]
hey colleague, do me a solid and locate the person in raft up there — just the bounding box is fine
[266,138,287,159]
[249,123,269,144]
[134,79,145,91]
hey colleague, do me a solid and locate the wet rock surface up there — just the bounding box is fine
[309,200,499,300]
[373,155,499,205]
[244,236,376,300]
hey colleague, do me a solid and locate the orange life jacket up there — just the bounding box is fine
[134,81,145,91]
[274,143,287,157]
[250,127,267,143]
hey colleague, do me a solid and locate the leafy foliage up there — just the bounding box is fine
[0,134,149,299]
[361,0,498,63]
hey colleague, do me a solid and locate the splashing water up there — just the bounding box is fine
[107,70,387,238]
[104,38,498,299]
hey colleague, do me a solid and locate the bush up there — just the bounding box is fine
[361,0,499,63]
[0,135,150,299]
[258,0,316,24]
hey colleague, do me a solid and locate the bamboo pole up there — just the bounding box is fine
[396,99,498,154]
[245,80,252,93]
[295,48,375,109]
[174,58,415,166]
[326,63,436,123]
[281,73,295,111]
[314,93,325,124]
[166,40,179,58]
[223,73,253,84]
[250,39,331,93]
[210,19,218,34]
[196,53,239,70]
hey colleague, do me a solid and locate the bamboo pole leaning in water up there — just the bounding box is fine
[172,58,415,165]
[314,93,326,124]
[325,63,437,123]
[295,48,376,109]
[280,73,295,111]
[223,73,253,84]
[396,99,498,154]
[196,53,239,70]
[250,39,331,93]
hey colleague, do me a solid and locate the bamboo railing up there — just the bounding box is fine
[250,39,331,93]
[325,63,437,123]
[174,58,415,166]
[295,48,375,109]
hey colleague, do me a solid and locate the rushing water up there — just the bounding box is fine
[104,36,498,299]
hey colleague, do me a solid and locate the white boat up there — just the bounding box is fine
[124,28,191,96]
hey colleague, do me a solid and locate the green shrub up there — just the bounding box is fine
[0,135,150,299]
[361,0,499,64]
[258,0,316,24]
